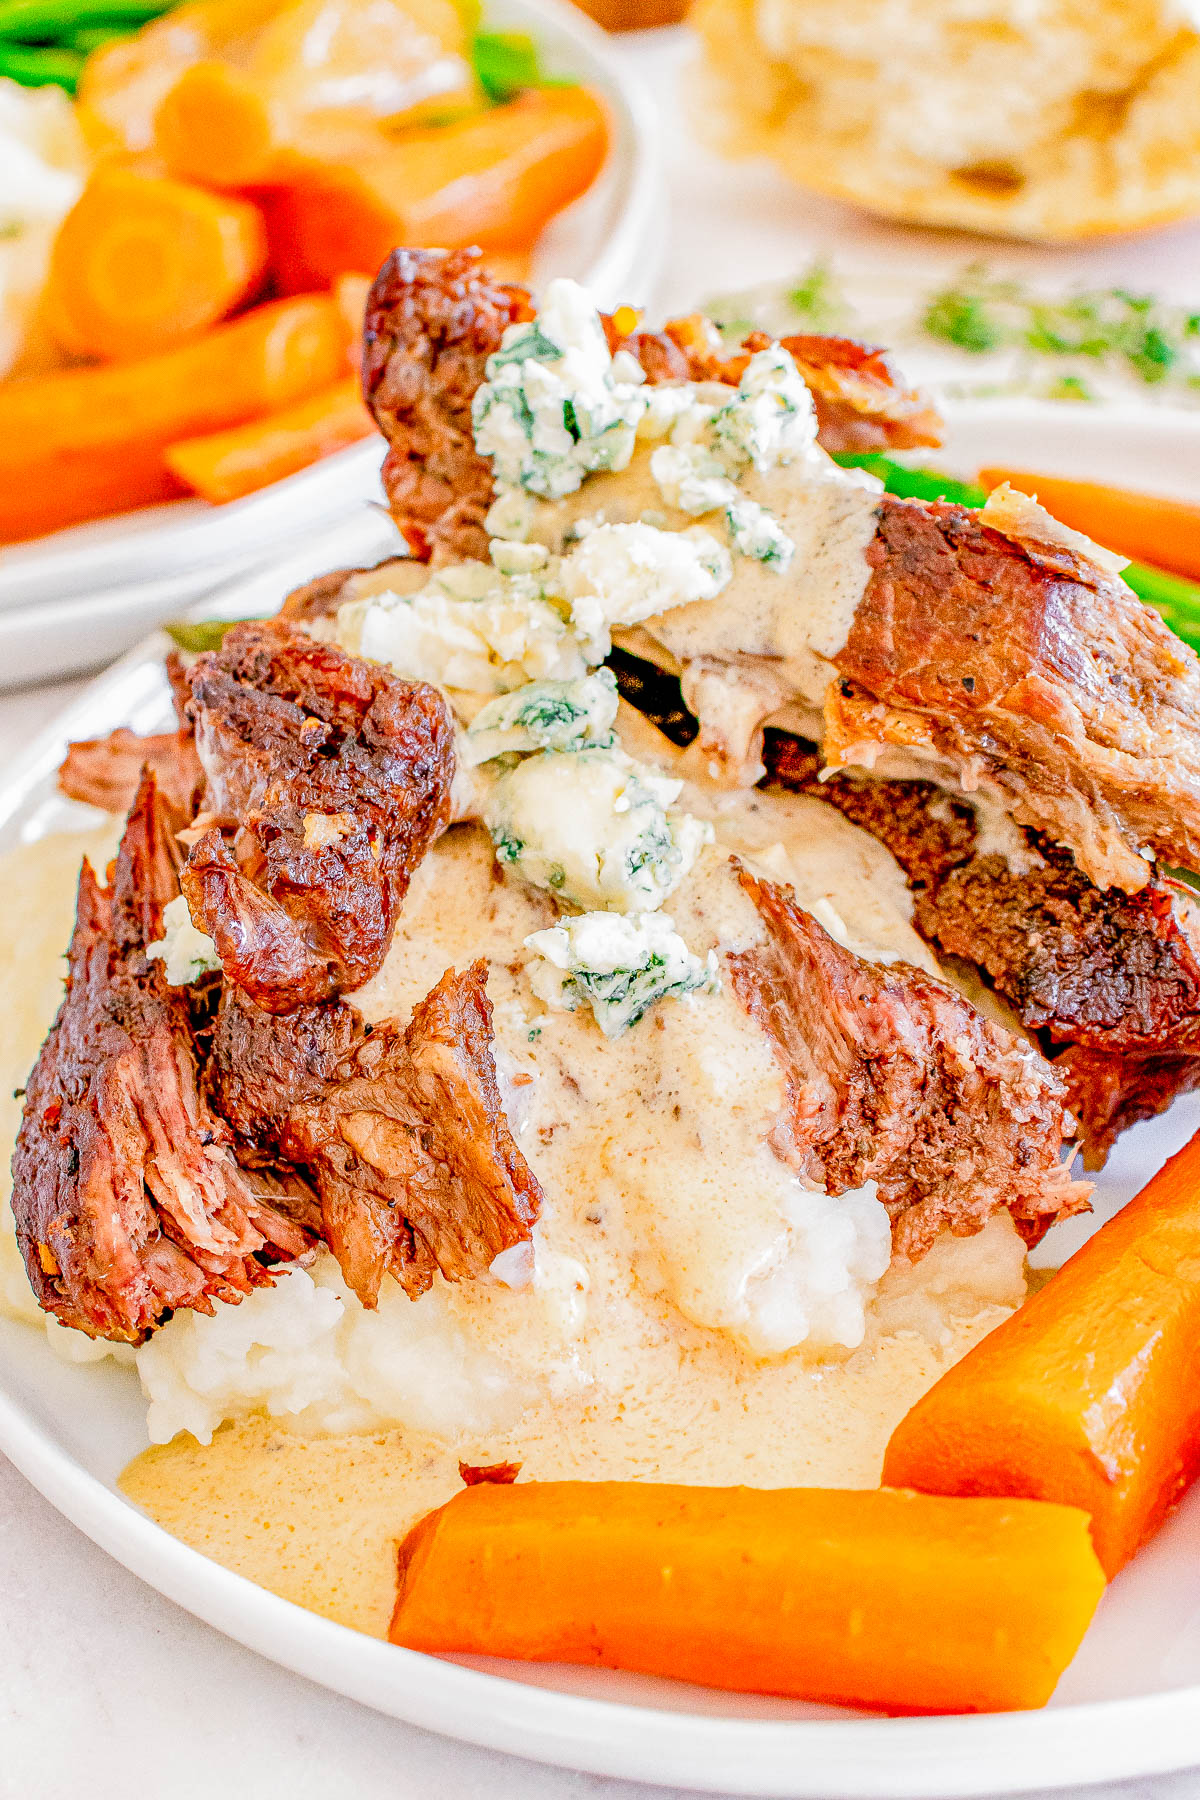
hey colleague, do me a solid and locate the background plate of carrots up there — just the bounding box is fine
[0,0,659,653]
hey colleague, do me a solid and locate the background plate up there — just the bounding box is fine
[4,402,1200,1796]
[0,0,662,682]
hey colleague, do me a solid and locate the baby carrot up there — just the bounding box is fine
[978,467,1200,585]
[0,293,348,542]
[263,86,609,293]
[45,165,269,362]
[164,375,375,504]
[391,1481,1106,1714]
[884,1129,1200,1577]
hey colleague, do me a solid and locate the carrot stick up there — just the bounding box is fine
[163,375,375,504]
[978,466,1200,585]
[390,1481,1105,1714]
[153,58,287,189]
[44,165,269,362]
[883,1129,1200,1577]
[263,86,609,293]
[0,293,348,543]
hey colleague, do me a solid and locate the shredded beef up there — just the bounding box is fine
[58,726,203,822]
[834,496,1200,893]
[459,1460,521,1485]
[11,774,314,1342]
[764,731,1200,1055]
[727,863,1089,1257]
[363,247,534,563]
[1057,1047,1200,1170]
[182,619,453,1011]
[207,960,542,1307]
[763,730,1200,1156]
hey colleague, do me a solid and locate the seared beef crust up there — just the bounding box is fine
[11,775,314,1342]
[183,619,453,1011]
[836,496,1200,893]
[728,864,1089,1258]
[58,726,204,823]
[208,961,542,1307]
[363,246,533,563]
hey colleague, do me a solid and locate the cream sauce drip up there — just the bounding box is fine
[525,442,882,715]
[0,815,1027,1640]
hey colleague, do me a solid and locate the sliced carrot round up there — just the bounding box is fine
[46,166,269,363]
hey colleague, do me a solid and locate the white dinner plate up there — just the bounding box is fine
[5,402,1200,1796]
[0,0,662,679]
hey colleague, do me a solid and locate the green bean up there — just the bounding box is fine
[0,39,84,87]
[832,450,1200,656]
[0,0,167,41]
[832,452,987,507]
[61,21,126,47]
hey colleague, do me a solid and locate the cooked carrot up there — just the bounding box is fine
[44,165,269,363]
[164,375,374,504]
[154,59,287,188]
[978,466,1200,585]
[0,293,348,543]
[884,1129,1200,1578]
[390,1481,1105,1714]
[263,86,609,293]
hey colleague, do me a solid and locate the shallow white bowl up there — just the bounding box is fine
[0,0,662,662]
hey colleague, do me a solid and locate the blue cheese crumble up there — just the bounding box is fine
[485,747,712,913]
[525,910,718,1038]
[561,521,732,660]
[465,669,618,764]
[709,344,818,475]
[334,561,586,695]
[146,895,221,986]
[472,279,650,500]
[650,344,820,519]
[725,498,795,571]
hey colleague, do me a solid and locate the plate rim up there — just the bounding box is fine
[4,1364,1200,1800]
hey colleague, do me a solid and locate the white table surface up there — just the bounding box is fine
[6,26,1200,1800]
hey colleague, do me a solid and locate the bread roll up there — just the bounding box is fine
[690,0,1200,240]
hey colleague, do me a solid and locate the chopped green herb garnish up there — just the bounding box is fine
[783,260,848,332]
[921,264,1200,394]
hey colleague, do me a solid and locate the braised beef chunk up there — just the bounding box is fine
[58,726,204,822]
[363,250,943,563]
[774,335,943,454]
[182,619,454,1012]
[207,960,542,1308]
[728,864,1089,1258]
[834,496,1200,894]
[1057,1047,1200,1170]
[364,246,533,563]
[11,774,313,1343]
[764,732,1200,1056]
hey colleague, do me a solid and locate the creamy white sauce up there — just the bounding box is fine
[0,810,1028,1635]
[527,443,880,713]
